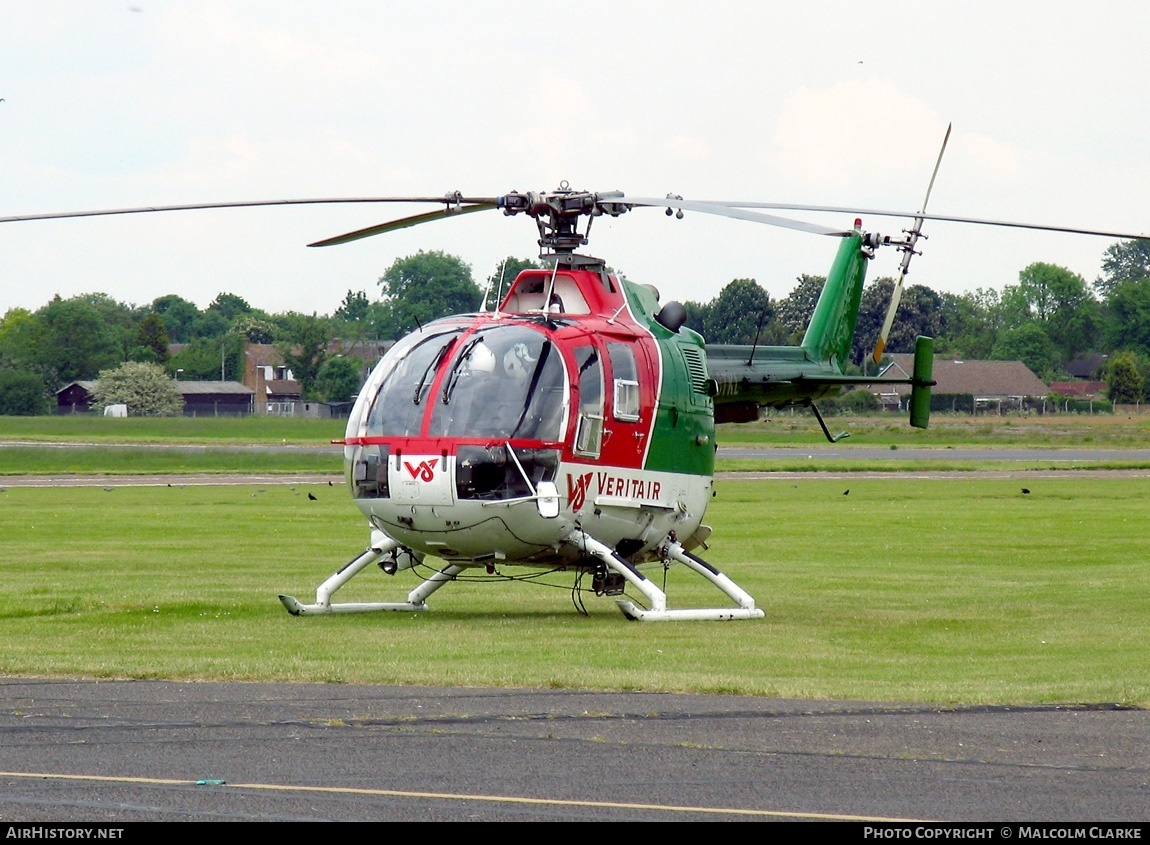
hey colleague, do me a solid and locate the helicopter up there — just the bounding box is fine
[5,178,1147,621]
[303,185,940,622]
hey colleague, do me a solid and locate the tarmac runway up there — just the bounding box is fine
[1,679,1147,823]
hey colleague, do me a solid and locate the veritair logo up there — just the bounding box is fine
[567,471,593,511]
[404,458,439,482]
[566,471,663,511]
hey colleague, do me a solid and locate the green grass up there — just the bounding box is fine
[715,459,1150,474]
[0,444,342,476]
[0,415,345,445]
[6,413,1150,477]
[2,477,1148,706]
[7,411,1150,449]
[719,412,1150,448]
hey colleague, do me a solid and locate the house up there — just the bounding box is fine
[241,344,302,414]
[1049,380,1107,400]
[56,381,98,413]
[1065,353,1108,381]
[880,356,1049,413]
[177,381,255,416]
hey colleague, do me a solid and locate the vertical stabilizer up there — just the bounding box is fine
[800,232,869,369]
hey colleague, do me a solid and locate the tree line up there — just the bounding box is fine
[684,240,1150,402]
[3,240,1150,415]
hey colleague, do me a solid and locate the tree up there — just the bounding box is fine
[1104,278,1150,356]
[1097,239,1150,300]
[484,256,541,307]
[851,279,942,365]
[702,279,779,344]
[151,294,202,343]
[314,356,363,403]
[936,288,1001,359]
[93,361,184,416]
[167,334,244,380]
[1106,350,1144,404]
[275,313,334,399]
[208,292,252,322]
[0,370,50,415]
[33,295,121,384]
[334,290,370,323]
[134,312,171,364]
[776,274,826,338]
[233,315,277,344]
[1000,262,1098,361]
[377,250,481,337]
[0,308,41,371]
[991,322,1059,380]
[680,299,712,337]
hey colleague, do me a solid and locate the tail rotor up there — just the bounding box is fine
[872,123,951,365]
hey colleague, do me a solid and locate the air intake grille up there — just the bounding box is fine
[680,345,709,396]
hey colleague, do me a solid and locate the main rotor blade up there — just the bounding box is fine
[308,203,497,247]
[711,202,1150,242]
[0,196,499,225]
[620,196,853,237]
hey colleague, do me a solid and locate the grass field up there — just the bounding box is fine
[0,415,346,444]
[2,474,1148,706]
[6,410,1150,448]
[5,413,1150,477]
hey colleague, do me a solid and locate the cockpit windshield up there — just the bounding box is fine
[355,322,567,442]
[428,325,566,441]
[363,325,464,437]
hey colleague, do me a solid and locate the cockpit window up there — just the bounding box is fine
[364,326,463,437]
[428,325,566,441]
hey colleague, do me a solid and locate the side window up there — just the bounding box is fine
[607,342,640,422]
[573,345,603,457]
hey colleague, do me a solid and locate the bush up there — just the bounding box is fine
[821,388,880,415]
[93,362,184,417]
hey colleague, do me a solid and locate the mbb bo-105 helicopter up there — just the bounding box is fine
[6,164,1146,621]
[282,185,942,622]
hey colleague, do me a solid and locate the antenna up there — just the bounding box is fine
[746,296,770,366]
[482,258,507,313]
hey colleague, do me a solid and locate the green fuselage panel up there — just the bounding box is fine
[623,281,716,478]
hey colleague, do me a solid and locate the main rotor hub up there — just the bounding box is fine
[497,183,629,255]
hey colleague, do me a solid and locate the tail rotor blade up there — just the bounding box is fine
[872,124,951,365]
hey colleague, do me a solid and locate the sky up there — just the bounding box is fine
[3,1,1149,319]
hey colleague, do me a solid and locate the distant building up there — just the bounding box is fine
[1049,380,1107,400]
[56,381,98,413]
[1065,353,1108,381]
[880,356,1049,413]
[177,381,255,416]
[57,379,255,416]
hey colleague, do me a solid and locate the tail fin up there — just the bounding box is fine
[800,231,869,368]
[909,335,934,429]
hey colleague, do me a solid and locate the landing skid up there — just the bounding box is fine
[280,530,763,621]
[278,532,458,616]
[570,532,764,622]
